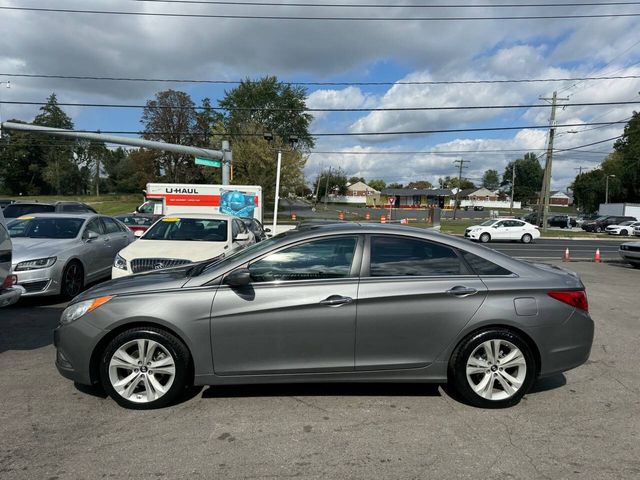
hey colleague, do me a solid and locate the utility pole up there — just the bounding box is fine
[314,163,323,205]
[221,140,231,185]
[537,91,569,231]
[452,159,470,220]
[0,80,10,139]
[510,164,516,215]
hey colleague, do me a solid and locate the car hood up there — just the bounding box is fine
[119,239,229,261]
[11,237,78,264]
[74,264,195,302]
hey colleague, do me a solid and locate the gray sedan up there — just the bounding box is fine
[54,223,594,409]
[8,213,135,298]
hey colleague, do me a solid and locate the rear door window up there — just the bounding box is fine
[102,217,122,234]
[369,236,466,277]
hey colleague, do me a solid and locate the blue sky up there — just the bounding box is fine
[1,0,639,190]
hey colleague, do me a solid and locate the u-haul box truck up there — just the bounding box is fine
[140,183,263,222]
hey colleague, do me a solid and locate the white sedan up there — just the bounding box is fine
[464,218,540,244]
[112,213,255,278]
[606,221,640,236]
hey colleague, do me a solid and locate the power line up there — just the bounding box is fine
[1,122,626,137]
[129,0,640,7]
[3,6,640,21]
[2,99,639,112]
[2,72,639,86]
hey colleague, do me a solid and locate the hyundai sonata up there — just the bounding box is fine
[55,224,594,409]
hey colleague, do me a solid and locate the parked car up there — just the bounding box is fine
[7,213,135,298]
[114,214,157,237]
[634,225,640,237]
[55,223,594,409]
[112,213,255,278]
[241,217,270,242]
[581,215,637,233]
[0,208,24,307]
[3,201,97,219]
[619,241,640,268]
[464,218,540,243]
[605,221,640,236]
[547,215,577,228]
[575,214,598,228]
[0,199,15,210]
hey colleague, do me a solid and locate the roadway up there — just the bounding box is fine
[483,237,627,262]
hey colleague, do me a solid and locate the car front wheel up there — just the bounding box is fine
[479,233,491,243]
[450,328,536,408]
[100,327,192,409]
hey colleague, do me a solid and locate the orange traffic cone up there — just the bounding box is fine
[563,248,570,262]
[291,212,297,221]
[594,248,601,263]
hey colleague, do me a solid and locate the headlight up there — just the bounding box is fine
[114,253,127,270]
[15,257,57,271]
[60,296,113,325]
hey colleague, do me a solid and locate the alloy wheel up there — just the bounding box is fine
[465,339,527,401]
[63,263,83,297]
[108,339,176,404]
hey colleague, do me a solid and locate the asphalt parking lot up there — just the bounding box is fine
[1,261,639,479]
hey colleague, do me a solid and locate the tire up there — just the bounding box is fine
[621,230,629,236]
[60,261,84,299]
[521,233,533,244]
[99,327,192,409]
[449,328,536,408]
[479,233,491,243]
[595,226,603,233]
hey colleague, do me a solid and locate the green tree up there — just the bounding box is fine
[367,179,386,191]
[387,182,404,189]
[406,180,433,189]
[348,176,366,185]
[33,93,78,194]
[314,167,348,199]
[482,169,500,190]
[612,111,640,202]
[438,176,475,189]
[571,152,624,212]
[502,153,544,203]
[0,119,48,195]
[219,76,314,149]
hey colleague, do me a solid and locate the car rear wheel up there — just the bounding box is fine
[61,261,84,299]
[621,230,629,236]
[595,226,603,233]
[521,233,533,244]
[450,328,536,408]
[100,327,192,409]
[479,233,491,243]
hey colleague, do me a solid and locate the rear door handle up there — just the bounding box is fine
[446,286,478,297]
[320,295,353,306]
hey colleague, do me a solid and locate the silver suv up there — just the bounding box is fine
[0,209,24,307]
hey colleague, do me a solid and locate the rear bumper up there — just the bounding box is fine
[528,310,594,377]
[0,285,25,307]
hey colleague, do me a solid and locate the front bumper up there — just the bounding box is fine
[111,266,131,279]
[54,315,106,385]
[0,285,25,307]
[619,249,640,263]
[13,265,61,296]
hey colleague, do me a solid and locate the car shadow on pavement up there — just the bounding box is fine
[0,298,65,353]
[529,373,567,394]
[201,383,442,399]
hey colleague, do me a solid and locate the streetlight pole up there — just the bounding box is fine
[510,164,516,216]
[605,174,615,203]
[264,133,298,235]
[0,80,11,139]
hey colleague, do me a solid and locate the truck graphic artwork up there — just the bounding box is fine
[219,189,257,218]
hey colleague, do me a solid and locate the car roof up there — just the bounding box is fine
[10,212,99,219]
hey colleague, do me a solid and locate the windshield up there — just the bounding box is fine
[7,217,84,239]
[479,220,497,226]
[141,217,228,241]
[594,216,608,221]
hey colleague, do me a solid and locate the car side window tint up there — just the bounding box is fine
[102,217,121,234]
[232,220,240,238]
[85,218,104,236]
[369,236,463,277]
[460,251,512,276]
[249,236,357,282]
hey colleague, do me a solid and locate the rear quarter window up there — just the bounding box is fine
[461,250,513,276]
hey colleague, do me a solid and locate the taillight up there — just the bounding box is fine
[1,275,17,289]
[548,290,589,312]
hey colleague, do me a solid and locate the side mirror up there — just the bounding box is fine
[235,232,250,241]
[85,231,99,241]
[224,268,251,287]
[264,227,271,233]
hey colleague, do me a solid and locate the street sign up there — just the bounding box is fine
[389,196,396,205]
[195,157,221,168]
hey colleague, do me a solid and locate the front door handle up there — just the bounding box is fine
[320,295,353,306]
[446,286,478,297]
